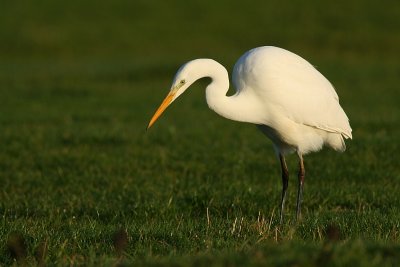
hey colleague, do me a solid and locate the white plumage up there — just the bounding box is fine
[148,46,352,222]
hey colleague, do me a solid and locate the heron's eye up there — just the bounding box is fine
[180,80,185,85]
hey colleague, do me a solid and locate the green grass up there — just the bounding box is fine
[1,0,400,265]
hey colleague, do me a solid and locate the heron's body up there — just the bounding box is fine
[148,46,352,221]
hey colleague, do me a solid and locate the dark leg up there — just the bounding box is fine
[296,154,305,221]
[279,154,289,224]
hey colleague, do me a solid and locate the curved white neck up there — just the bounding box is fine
[190,59,263,124]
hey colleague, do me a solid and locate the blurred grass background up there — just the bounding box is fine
[1,0,400,265]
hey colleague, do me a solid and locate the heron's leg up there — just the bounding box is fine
[296,154,305,221]
[279,154,289,224]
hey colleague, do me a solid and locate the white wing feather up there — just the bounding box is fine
[233,46,352,139]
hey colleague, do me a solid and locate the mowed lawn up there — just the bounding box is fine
[1,0,400,265]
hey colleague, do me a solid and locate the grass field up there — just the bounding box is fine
[1,0,400,265]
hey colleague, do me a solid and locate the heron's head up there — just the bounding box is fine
[147,61,199,129]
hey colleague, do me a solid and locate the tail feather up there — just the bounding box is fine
[327,133,346,152]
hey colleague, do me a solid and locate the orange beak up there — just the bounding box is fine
[147,91,175,129]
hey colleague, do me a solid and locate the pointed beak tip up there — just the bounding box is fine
[147,91,175,131]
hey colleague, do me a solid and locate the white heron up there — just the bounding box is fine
[147,46,352,222]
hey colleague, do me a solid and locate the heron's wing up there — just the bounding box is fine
[260,61,352,139]
[232,46,352,139]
